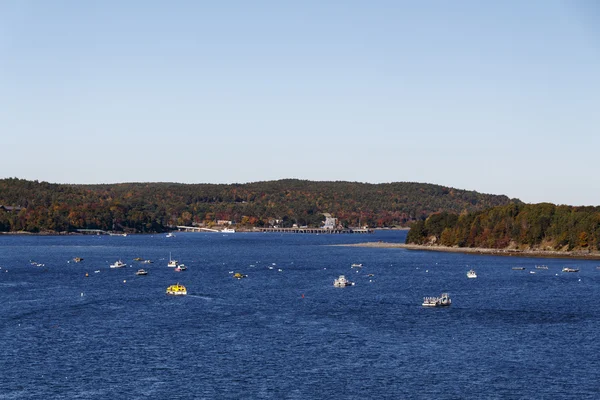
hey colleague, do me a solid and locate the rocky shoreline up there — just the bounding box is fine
[335,242,600,260]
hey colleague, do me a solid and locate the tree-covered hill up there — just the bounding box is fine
[406,203,600,251]
[0,178,519,233]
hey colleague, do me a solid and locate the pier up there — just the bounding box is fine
[175,226,220,232]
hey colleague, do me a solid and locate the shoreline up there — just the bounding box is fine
[334,242,600,260]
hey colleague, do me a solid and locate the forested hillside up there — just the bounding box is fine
[0,178,518,233]
[406,203,600,251]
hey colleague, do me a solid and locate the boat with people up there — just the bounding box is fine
[166,283,187,296]
[333,275,355,287]
[562,267,580,273]
[467,269,477,279]
[110,260,127,268]
[174,264,187,272]
[135,269,148,276]
[422,293,452,307]
[73,257,84,263]
[233,272,247,279]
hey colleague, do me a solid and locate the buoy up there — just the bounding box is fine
[80,293,84,297]
[85,273,89,277]
[123,279,126,283]
[301,294,304,298]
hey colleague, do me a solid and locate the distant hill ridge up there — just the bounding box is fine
[0,178,519,233]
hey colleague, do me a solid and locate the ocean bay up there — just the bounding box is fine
[0,231,598,399]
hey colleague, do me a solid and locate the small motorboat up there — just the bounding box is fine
[174,264,187,272]
[110,260,127,269]
[333,275,354,287]
[233,272,247,279]
[467,269,477,279]
[562,267,580,273]
[135,269,148,276]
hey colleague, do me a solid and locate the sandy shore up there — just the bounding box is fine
[334,242,600,260]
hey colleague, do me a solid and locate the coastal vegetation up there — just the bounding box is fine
[406,203,600,251]
[0,178,517,233]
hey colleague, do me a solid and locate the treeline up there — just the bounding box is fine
[406,203,600,251]
[0,178,518,233]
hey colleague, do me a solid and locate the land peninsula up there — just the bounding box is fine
[337,242,600,260]
[349,202,600,260]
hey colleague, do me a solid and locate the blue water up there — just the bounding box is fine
[0,231,598,399]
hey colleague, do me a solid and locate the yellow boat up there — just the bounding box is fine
[166,283,187,296]
[233,272,247,279]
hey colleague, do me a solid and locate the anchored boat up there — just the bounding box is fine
[333,275,355,287]
[110,260,127,269]
[422,293,452,307]
[562,267,579,273]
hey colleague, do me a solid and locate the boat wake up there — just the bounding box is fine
[186,294,214,301]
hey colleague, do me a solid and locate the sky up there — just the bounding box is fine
[1,1,599,206]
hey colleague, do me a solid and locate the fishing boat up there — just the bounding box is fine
[110,260,127,268]
[166,283,187,296]
[467,269,477,279]
[562,267,580,273]
[422,293,452,307]
[135,269,148,276]
[333,275,354,287]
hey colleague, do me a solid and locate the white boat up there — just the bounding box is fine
[222,228,236,233]
[467,269,477,279]
[167,253,178,268]
[135,269,148,276]
[166,232,175,238]
[422,293,452,307]
[351,263,363,268]
[333,275,354,287]
[174,264,187,272]
[110,260,127,269]
[562,267,579,273]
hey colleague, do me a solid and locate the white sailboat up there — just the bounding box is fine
[167,252,179,268]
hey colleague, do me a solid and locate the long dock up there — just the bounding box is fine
[259,228,373,234]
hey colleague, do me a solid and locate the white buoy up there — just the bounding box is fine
[80,292,84,297]
[123,280,126,283]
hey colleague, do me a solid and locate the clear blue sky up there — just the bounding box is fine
[1,1,599,205]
